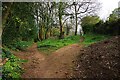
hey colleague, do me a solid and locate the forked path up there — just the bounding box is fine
[13,43,82,78]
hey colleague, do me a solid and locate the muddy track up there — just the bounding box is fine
[13,43,82,78]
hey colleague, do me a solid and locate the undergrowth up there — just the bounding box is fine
[1,48,26,79]
[4,41,33,51]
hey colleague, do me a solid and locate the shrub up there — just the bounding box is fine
[2,48,24,79]
[5,41,33,51]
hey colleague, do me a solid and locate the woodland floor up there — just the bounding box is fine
[13,43,82,78]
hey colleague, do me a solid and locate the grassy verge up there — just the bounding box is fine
[82,33,111,46]
[37,35,80,54]
[37,34,111,54]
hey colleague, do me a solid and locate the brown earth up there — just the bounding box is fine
[73,36,120,79]
[13,43,82,78]
[13,36,120,79]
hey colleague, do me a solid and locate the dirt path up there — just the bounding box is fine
[13,43,82,78]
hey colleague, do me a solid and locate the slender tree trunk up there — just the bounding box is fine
[39,23,43,41]
[75,5,78,35]
[59,3,64,39]
[49,10,53,37]
[50,28,52,36]
[66,24,69,35]
[59,15,63,39]
[36,9,40,41]
[45,28,49,39]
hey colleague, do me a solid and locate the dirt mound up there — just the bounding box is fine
[73,36,120,78]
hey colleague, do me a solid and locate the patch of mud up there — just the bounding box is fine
[73,36,120,79]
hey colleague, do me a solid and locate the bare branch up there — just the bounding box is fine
[62,16,71,25]
[77,3,90,14]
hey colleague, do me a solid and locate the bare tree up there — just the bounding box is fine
[64,0,100,35]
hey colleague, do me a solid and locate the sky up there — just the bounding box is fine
[98,0,120,20]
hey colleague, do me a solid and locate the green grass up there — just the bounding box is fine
[37,34,111,54]
[37,35,80,54]
[82,33,111,46]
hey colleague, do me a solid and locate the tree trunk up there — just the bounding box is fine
[66,24,69,35]
[36,9,40,41]
[59,2,64,39]
[2,2,13,26]
[45,28,49,39]
[59,16,63,39]
[75,5,78,35]
[39,24,43,41]
[50,28,52,36]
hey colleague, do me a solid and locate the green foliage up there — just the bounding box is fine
[94,18,120,35]
[52,28,60,36]
[3,57,22,79]
[109,7,120,21]
[37,35,80,54]
[7,41,33,51]
[82,33,111,46]
[81,11,120,36]
[2,16,21,46]
[2,3,38,48]
[81,16,100,33]
[2,48,24,79]
[93,8,120,35]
